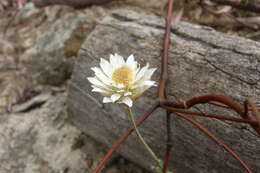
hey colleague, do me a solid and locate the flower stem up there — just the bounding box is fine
[127,107,163,172]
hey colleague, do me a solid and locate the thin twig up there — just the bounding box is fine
[162,95,244,115]
[209,101,260,111]
[91,102,159,173]
[17,0,24,9]
[247,100,260,132]
[244,100,250,119]
[161,95,260,134]
[174,112,253,173]
[158,0,174,100]
[161,105,258,125]
[161,1,174,172]
[163,111,172,173]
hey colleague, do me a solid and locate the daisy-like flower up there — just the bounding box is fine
[87,54,156,107]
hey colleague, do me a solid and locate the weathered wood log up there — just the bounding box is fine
[68,10,260,173]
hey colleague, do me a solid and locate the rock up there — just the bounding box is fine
[125,0,168,13]
[68,10,260,173]
[0,71,29,113]
[0,5,87,112]
[0,39,17,70]
[0,94,88,173]
[19,5,87,86]
[1,3,107,87]
[0,0,11,11]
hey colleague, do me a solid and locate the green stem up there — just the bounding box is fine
[127,107,163,172]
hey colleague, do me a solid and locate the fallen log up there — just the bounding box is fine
[68,9,260,173]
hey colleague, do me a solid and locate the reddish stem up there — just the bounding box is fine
[161,1,174,172]
[162,95,244,115]
[163,111,173,173]
[17,0,24,8]
[174,112,253,173]
[244,100,250,119]
[91,102,159,173]
[209,101,260,111]
[161,105,258,125]
[161,95,260,134]
[158,0,174,100]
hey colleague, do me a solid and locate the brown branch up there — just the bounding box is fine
[210,0,260,13]
[162,1,174,172]
[247,100,260,132]
[158,0,174,100]
[17,0,24,8]
[174,112,253,173]
[91,102,159,173]
[209,101,260,111]
[161,95,260,134]
[163,111,173,173]
[161,105,259,126]
[244,100,250,119]
[162,94,244,115]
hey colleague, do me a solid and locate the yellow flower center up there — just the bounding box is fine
[112,66,133,87]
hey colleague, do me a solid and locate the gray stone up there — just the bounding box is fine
[0,5,90,113]
[23,7,87,86]
[0,94,89,173]
[68,9,260,173]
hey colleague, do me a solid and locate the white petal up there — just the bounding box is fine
[110,54,125,69]
[132,80,155,89]
[143,80,156,86]
[126,54,137,70]
[109,54,118,69]
[111,94,121,102]
[133,65,140,77]
[92,87,110,94]
[121,97,133,107]
[87,77,105,87]
[135,63,149,82]
[114,53,125,66]
[145,68,156,80]
[124,92,132,96]
[91,67,113,85]
[132,86,148,99]
[103,97,113,103]
[133,67,156,86]
[100,58,113,77]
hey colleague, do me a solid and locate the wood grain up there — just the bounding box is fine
[68,10,260,173]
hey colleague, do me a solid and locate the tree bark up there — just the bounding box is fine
[68,10,260,173]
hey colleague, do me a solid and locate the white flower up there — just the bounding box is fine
[87,54,156,107]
